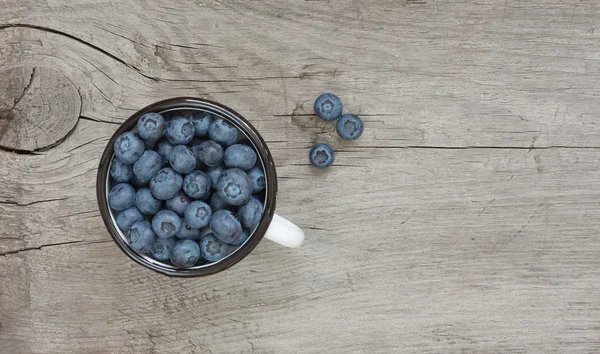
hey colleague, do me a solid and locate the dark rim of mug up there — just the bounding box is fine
[96,97,277,277]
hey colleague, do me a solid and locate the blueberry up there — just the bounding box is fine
[189,111,214,137]
[314,93,343,121]
[199,234,228,262]
[184,201,212,229]
[336,114,363,140]
[205,164,225,189]
[128,221,155,254]
[216,168,252,206]
[246,166,265,193]
[131,176,148,188]
[229,229,250,247]
[183,171,211,199]
[116,206,144,230]
[144,138,158,150]
[150,167,183,200]
[151,237,176,261]
[135,188,162,215]
[176,220,202,240]
[210,193,231,212]
[189,145,206,170]
[237,197,263,230]
[208,119,238,147]
[152,210,182,238]
[133,150,163,183]
[170,239,200,268]
[224,144,257,171]
[309,143,334,168]
[165,191,191,216]
[210,210,243,244]
[137,113,166,141]
[194,141,224,167]
[166,115,194,145]
[169,145,197,174]
[110,159,133,183]
[114,132,145,164]
[155,140,174,164]
[108,183,136,210]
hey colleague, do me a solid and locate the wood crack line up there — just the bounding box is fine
[0,196,68,207]
[12,67,36,109]
[0,239,112,257]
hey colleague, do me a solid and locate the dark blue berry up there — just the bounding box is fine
[129,221,155,254]
[216,168,252,206]
[205,164,225,189]
[151,237,176,261]
[170,239,200,268]
[110,159,133,183]
[152,210,182,238]
[246,166,265,193]
[184,201,212,229]
[208,119,238,147]
[309,144,334,168]
[183,170,211,199]
[314,93,342,121]
[149,167,183,200]
[210,193,231,212]
[229,229,250,247]
[135,188,162,215]
[133,150,163,183]
[155,140,174,164]
[189,111,213,137]
[194,141,223,167]
[137,113,166,141]
[116,206,144,230]
[131,176,148,188]
[114,132,145,164]
[336,114,363,140]
[166,115,194,145]
[175,220,202,240]
[210,210,243,244]
[108,183,136,210]
[165,191,191,216]
[169,145,197,174]
[224,144,257,171]
[199,234,228,262]
[237,197,263,230]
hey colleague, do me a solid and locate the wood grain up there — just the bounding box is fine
[1,0,600,352]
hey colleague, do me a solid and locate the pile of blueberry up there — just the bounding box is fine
[310,93,364,168]
[108,111,265,269]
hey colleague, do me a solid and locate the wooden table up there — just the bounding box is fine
[1,1,599,352]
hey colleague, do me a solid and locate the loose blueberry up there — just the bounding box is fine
[309,143,334,168]
[314,93,343,121]
[165,191,191,216]
[170,239,201,268]
[116,206,144,230]
[150,168,183,200]
[237,197,263,230]
[210,193,232,212]
[137,113,166,141]
[155,140,174,164]
[205,164,225,189]
[189,111,214,137]
[199,234,228,262]
[246,166,265,193]
[183,170,211,199]
[129,221,155,254]
[216,168,252,206]
[166,115,194,145]
[210,210,243,244]
[135,188,162,215]
[224,144,257,171]
[114,132,145,164]
[194,141,224,167]
[169,145,197,174]
[336,114,364,140]
[176,220,202,240]
[110,158,133,183]
[229,229,250,247]
[108,183,136,210]
[152,210,182,238]
[151,237,176,261]
[208,119,238,147]
[184,201,212,229]
[133,150,163,183]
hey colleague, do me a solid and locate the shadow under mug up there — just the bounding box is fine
[96,97,304,277]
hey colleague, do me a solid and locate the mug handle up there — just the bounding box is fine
[263,214,305,248]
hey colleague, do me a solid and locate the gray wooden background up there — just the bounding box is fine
[1,0,600,353]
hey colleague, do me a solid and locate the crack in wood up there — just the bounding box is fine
[0,239,111,257]
[0,196,69,207]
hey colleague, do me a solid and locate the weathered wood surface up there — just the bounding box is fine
[1,0,600,353]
